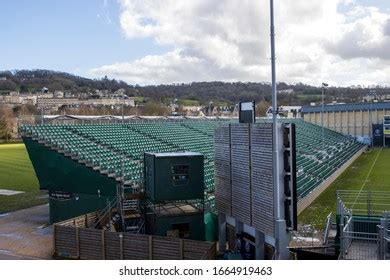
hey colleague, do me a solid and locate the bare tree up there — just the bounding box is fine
[0,106,16,142]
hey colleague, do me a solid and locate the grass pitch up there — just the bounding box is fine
[0,144,47,213]
[299,148,390,228]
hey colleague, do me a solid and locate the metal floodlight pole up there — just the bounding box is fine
[122,92,125,124]
[370,100,373,147]
[270,0,289,260]
[322,85,324,150]
[321,83,329,150]
[270,0,280,220]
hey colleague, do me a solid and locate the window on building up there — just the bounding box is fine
[171,164,189,186]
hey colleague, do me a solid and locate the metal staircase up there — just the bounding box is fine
[94,197,120,231]
[117,168,145,234]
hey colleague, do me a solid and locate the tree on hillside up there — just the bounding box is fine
[0,80,17,91]
[0,106,15,141]
[256,100,271,117]
[142,101,169,116]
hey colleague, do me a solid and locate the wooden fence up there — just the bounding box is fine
[53,214,216,260]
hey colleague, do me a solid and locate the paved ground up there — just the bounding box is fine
[0,204,52,260]
[0,251,40,260]
[344,240,379,260]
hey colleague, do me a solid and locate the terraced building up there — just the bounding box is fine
[20,118,364,228]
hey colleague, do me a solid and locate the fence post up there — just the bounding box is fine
[367,191,372,216]
[102,230,106,260]
[179,239,184,260]
[119,233,124,260]
[149,235,153,260]
[53,225,57,256]
[85,215,88,228]
[76,227,80,259]
[377,225,384,260]
[339,222,344,259]
[380,217,387,260]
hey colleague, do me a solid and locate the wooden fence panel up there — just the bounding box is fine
[105,232,120,260]
[54,213,216,260]
[152,237,181,260]
[123,234,149,260]
[202,242,217,260]
[79,228,103,260]
[184,240,216,260]
[54,225,78,257]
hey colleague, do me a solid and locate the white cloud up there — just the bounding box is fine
[89,0,390,86]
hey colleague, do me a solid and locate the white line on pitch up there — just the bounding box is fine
[351,147,383,208]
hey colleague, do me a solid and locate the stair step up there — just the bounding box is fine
[126,226,139,230]
[124,213,141,219]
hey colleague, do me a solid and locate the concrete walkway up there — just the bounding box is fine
[0,204,52,259]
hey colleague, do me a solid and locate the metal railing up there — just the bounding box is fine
[337,190,390,259]
[340,216,379,260]
[93,197,118,230]
[337,190,390,216]
[323,213,332,245]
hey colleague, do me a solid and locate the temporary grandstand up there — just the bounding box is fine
[20,118,364,228]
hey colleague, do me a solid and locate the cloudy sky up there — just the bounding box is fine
[1,0,390,86]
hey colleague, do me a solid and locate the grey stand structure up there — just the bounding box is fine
[215,123,297,260]
[215,2,295,259]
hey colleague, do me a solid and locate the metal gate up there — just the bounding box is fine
[340,216,380,260]
[337,190,390,260]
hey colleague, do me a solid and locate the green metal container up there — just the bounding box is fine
[144,152,204,202]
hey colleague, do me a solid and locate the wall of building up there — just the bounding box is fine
[303,108,390,139]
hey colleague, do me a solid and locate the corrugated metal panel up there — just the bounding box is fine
[215,175,231,215]
[214,126,232,215]
[214,125,231,144]
[214,123,277,236]
[251,123,275,236]
[230,124,251,225]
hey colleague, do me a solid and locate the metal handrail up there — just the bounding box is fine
[323,213,332,245]
[93,197,118,228]
[343,216,353,232]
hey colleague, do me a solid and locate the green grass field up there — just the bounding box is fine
[299,148,390,227]
[0,144,47,213]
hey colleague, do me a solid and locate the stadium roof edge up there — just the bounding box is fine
[302,102,390,113]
